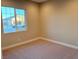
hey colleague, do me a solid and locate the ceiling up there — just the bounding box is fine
[32,0,48,3]
[11,0,72,3]
[31,0,72,3]
[12,0,48,3]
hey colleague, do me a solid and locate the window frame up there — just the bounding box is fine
[1,6,27,34]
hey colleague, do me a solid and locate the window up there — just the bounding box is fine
[16,9,26,31]
[1,6,26,33]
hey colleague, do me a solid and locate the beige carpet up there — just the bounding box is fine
[2,39,78,59]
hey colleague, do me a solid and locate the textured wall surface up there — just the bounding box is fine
[1,0,78,48]
[40,0,78,46]
[1,0,40,47]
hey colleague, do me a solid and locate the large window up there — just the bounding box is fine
[1,6,26,33]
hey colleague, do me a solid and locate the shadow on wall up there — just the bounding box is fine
[48,0,75,10]
[40,0,78,46]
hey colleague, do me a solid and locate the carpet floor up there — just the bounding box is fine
[2,39,78,59]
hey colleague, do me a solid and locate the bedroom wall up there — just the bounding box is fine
[1,0,40,47]
[40,0,78,46]
[1,0,78,48]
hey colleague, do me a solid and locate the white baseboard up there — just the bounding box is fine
[40,37,78,49]
[2,37,78,50]
[2,37,41,51]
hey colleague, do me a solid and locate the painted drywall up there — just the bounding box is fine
[40,0,78,46]
[1,0,78,48]
[1,0,40,48]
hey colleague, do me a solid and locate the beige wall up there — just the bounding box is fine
[1,0,40,47]
[40,0,78,46]
[1,0,78,48]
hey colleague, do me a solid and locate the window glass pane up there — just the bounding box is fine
[16,9,25,15]
[2,13,6,19]
[1,6,16,33]
[16,9,26,31]
[1,7,6,13]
